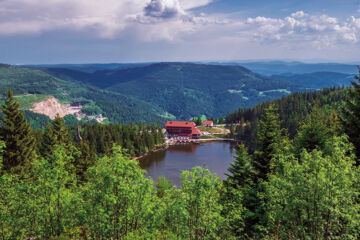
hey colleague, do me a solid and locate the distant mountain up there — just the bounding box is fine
[21,61,357,122]
[206,61,358,76]
[42,62,302,119]
[272,72,354,89]
[25,63,151,73]
[0,65,172,124]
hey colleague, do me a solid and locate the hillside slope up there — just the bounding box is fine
[272,72,353,89]
[25,62,354,121]
[215,61,357,76]
[104,63,304,119]
[225,86,347,149]
[45,62,301,119]
[0,65,172,124]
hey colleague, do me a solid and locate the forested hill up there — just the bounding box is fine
[41,62,304,120]
[272,71,353,89]
[4,62,356,125]
[219,61,357,75]
[225,86,347,149]
[0,65,173,124]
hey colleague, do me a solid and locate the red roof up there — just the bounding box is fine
[192,128,202,135]
[165,121,196,128]
[203,120,213,125]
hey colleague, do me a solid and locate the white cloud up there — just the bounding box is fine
[144,0,185,18]
[243,12,360,47]
[0,0,360,52]
[179,0,213,10]
[0,0,216,38]
[290,11,307,18]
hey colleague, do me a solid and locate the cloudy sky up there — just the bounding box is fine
[0,0,360,64]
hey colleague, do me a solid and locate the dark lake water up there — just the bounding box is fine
[139,141,237,186]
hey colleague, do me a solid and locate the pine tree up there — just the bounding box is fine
[76,140,94,182]
[242,104,283,238]
[52,114,71,145]
[41,123,57,158]
[225,144,253,189]
[219,116,224,124]
[222,144,252,238]
[253,104,282,181]
[41,114,71,158]
[194,117,202,126]
[340,68,360,159]
[0,89,36,175]
[295,108,330,156]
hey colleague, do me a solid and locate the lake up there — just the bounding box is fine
[139,141,237,186]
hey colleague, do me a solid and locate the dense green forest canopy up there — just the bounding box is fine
[0,65,172,124]
[225,86,347,149]
[31,62,354,120]
[1,62,355,124]
[1,64,360,239]
[225,61,357,75]
[40,62,305,119]
[272,72,353,89]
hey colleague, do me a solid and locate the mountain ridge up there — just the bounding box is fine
[5,61,357,123]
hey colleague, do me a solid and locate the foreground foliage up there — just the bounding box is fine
[268,136,360,239]
[0,145,228,239]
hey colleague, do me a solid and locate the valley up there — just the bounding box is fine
[18,61,355,124]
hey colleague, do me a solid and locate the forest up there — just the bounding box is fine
[1,69,360,239]
[0,65,172,125]
[225,86,347,150]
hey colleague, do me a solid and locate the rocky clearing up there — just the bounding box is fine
[30,96,106,122]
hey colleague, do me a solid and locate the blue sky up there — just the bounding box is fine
[0,0,359,64]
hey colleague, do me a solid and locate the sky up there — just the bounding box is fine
[1,0,360,64]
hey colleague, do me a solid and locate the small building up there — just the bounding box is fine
[165,121,202,139]
[203,120,214,127]
[192,128,202,139]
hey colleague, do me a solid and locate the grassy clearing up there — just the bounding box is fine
[198,126,224,134]
[14,94,52,110]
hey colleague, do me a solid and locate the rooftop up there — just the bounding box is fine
[165,121,196,128]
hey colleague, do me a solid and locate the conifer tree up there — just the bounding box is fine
[0,89,36,175]
[76,140,94,182]
[41,123,57,158]
[341,68,360,159]
[222,144,252,238]
[219,116,224,124]
[225,144,253,189]
[295,108,333,156]
[41,114,71,158]
[240,104,283,238]
[51,114,71,145]
[253,104,282,181]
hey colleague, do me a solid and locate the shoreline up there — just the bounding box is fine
[133,145,167,160]
[134,137,238,160]
[197,137,238,142]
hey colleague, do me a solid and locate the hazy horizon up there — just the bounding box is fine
[7,59,359,66]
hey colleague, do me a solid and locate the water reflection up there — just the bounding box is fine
[139,142,237,186]
[167,143,199,153]
[139,150,167,169]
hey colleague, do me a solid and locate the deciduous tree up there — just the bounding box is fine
[267,136,360,239]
